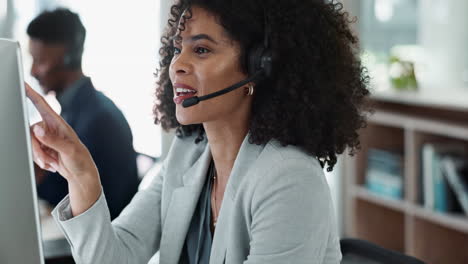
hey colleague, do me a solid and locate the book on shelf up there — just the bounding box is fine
[365,148,403,200]
[421,143,466,213]
[441,156,468,216]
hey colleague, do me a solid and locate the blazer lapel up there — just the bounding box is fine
[210,134,265,263]
[209,197,231,263]
[159,144,212,264]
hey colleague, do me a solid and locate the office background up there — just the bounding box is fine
[341,1,468,263]
[2,0,468,263]
[1,0,162,158]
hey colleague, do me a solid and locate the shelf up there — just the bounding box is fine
[344,98,468,262]
[352,186,407,213]
[353,187,468,234]
[411,205,468,234]
[354,198,405,252]
[355,123,405,185]
[411,217,468,264]
[369,111,468,141]
[371,88,468,113]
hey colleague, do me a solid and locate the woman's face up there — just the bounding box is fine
[169,6,251,125]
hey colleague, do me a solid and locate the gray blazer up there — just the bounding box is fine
[52,134,342,264]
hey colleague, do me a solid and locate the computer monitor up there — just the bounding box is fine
[0,38,45,264]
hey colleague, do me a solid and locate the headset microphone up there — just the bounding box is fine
[182,71,263,108]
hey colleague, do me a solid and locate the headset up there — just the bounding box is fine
[182,9,273,108]
[247,10,273,82]
[62,27,85,69]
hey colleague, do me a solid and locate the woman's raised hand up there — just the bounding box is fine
[26,83,101,216]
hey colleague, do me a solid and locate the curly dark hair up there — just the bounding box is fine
[153,0,370,171]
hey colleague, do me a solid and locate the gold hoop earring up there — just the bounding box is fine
[247,83,254,96]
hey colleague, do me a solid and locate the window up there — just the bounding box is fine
[9,0,162,157]
[360,0,419,61]
[0,0,7,22]
[57,0,161,157]
[357,0,468,90]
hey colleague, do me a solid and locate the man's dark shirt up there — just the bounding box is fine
[37,77,139,220]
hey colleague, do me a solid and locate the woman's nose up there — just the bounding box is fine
[170,52,192,75]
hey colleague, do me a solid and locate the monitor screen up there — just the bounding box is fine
[0,38,45,264]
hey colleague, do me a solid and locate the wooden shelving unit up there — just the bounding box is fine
[343,96,468,264]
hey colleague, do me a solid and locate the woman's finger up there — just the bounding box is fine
[44,147,59,161]
[30,130,58,172]
[42,164,58,173]
[25,83,61,123]
[32,123,71,153]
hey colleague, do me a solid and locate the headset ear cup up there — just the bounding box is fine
[63,30,85,68]
[63,54,72,67]
[261,49,273,78]
[62,46,83,68]
[248,45,265,77]
[248,45,273,82]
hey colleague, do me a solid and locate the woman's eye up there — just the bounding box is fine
[195,47,210,54]
[173,47,181,54]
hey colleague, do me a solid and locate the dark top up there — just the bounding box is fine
[37,76,139,220]
[179,161,215,264]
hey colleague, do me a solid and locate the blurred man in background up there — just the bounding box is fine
[27,8,139,220]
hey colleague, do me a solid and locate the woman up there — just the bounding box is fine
[27,0,369,263]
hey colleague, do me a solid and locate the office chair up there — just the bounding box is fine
[340,238,425,264]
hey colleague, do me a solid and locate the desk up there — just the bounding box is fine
[39,200,72,261]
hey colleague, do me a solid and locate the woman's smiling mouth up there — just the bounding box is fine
[173,83,198,104]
